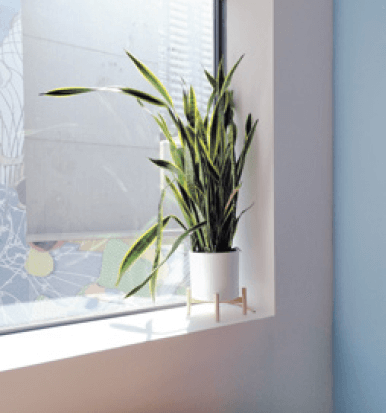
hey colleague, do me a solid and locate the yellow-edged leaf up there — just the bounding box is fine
[125,51,174,107]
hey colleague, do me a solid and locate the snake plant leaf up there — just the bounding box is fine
[177,116,194,149]
[149,159,181,177]
[224,100,233,129]
[153,115,175,146]
[204,175,214,250]
[183,84,198,127]
[222,201,236,226]
[195,137,206,189]
[41,87,97,96]
[170,146,185,174]
[229,203,255,242]
[216,58,225,93]
[196,136,220,182]
[167,109,192,149]
[245,113,253,136]
[218,116,226,160]
[183,88,189,120]
[186,124,196,144]
[167,108,180,133]
[225,185,241,211]
[237,203,254,222]
[208,99,220,158]
[149,186,166,301]
[117,214,187,286]
[183,138,197,200]
[165,176,193,227]
[187,86,197,127]
[42,85,167,108]
[203,115,209,133]
[125,50,174,108]
[117,216,171,286]
[124,221,207,298]
[116,87,166,106]
[207,89,216,116]
[204,69,217,88]
[176,180,192,210]
[217,207,235,248]
[195,108,205,135]
[229,121,238,146]
[228,123,237,179]
[176,181,206,248]
[236,118,259,183]
[219,145,232,178]
[152,116,184,172]
[219,54,245,97]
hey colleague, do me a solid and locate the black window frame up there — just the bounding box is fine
[214,0,226,74]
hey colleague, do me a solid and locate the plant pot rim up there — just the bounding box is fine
[190,248,240,255]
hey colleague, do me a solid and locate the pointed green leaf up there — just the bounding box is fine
[205,69,217,88]
[183,143,195,193]
[183,88,189,119]
[245,113,252,135]
[207,90,216,116]
[125,51,174,107]
[117,88,166,106]
[149,158,182,177]
[230,203,255,242]
[117,216,171,285]
[208,99,221,158]
[153,115,174,144]
[117,214,187,285]
[177,182,206,247]
[196,136,220,182]
[165,176,192,226]
[41,87,96,97]
[149,187,166,301]
[125,221,207,298]
[186,86,197,127]
[236,118,258,183]
[216,58,225,93]
[220,54,245,96]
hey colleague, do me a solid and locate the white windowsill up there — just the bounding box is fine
[0,302,272,372]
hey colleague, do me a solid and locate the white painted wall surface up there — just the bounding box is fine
[0,1,333,412]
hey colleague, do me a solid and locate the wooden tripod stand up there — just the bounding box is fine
[186,287,255,322]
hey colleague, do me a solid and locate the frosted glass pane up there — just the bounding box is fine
[25,140,160,238]
[23,0,213,238]
[0,0,214,333]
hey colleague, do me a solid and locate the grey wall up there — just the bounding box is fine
[333,1,386,412]
[272,0,333,409]
[0,1,333,412]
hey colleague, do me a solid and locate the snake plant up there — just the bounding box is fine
[43,51,258,300]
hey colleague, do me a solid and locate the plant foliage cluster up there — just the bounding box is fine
[44,52,257,299]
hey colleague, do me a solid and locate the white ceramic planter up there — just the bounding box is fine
[189,250,239,301]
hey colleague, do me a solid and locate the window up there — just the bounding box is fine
[0,0,221,334]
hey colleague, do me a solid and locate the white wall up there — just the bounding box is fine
[0,1,333,412]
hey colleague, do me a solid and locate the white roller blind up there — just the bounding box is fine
[23,0,213,241]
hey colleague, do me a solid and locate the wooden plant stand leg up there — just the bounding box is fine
[215,293,220,322]
[186,287,191,316]
[242,287,247,315]
[187,288,253,320]
[224,288,255,314]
